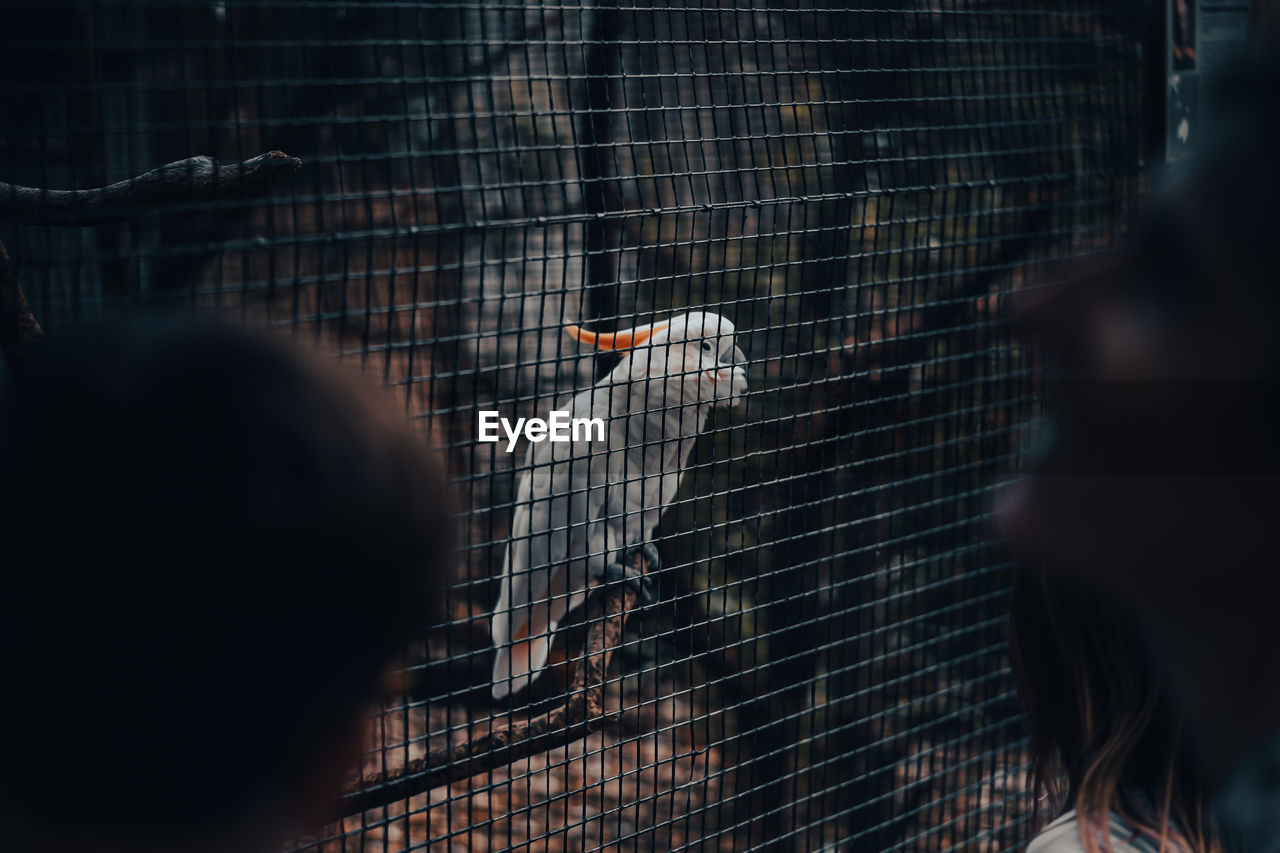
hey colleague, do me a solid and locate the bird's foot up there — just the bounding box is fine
[595,560,656,605]
[616,541,662,574]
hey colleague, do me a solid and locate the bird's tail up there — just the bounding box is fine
[491,624,553,700]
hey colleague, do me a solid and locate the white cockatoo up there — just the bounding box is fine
[490,311,748,699]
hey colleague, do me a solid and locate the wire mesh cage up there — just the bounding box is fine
[0,1,1146,850]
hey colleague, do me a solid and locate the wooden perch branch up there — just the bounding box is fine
[0,150,302,226]
[331,552,650,820]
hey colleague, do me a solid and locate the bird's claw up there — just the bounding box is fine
[595,560,657,605]
[617,541,662,573]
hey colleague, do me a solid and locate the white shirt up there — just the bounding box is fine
[1027,809,1161,853]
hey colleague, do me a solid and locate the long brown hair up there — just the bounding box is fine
[1008,569,1221,853]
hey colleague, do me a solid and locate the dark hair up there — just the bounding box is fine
[0,321,453,841]
[1009,570,1219,853]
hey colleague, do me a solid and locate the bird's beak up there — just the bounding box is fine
[565,320,669,351]
[721,346,748,372]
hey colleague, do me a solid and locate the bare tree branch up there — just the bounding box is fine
[0,151,302,226]
[331,551,650,820]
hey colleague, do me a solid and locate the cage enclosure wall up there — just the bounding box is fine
[0,2,1145,851]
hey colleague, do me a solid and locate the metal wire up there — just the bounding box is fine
[0,1,1144,850]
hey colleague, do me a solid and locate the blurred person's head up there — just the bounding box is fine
[999,58,1280,770]
[1010,569,1220,852]
[0,321,453,852]
[1000,56,1280,590]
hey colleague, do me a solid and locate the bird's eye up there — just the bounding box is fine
[701,341,714,352]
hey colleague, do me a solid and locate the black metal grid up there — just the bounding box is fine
[0,2,1144,850]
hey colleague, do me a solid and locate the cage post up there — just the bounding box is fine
[578,0,622,362]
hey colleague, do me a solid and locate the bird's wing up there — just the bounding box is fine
[490,469,531,648]
[490,387,614,697]
[610,384,711,549]
[516,388,616,617]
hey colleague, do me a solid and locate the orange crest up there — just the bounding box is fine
[564,321,669,351]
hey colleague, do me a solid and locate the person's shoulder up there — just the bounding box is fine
[1027,809,1161,853]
